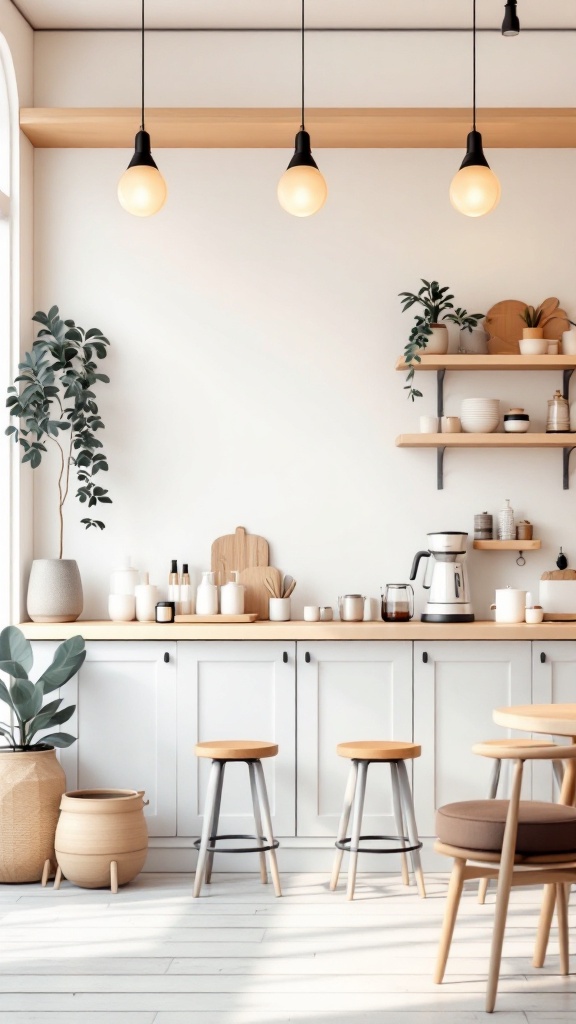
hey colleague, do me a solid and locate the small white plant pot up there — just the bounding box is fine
[424,324,449,354]
[269,598,291,621]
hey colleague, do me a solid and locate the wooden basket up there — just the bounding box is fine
[0,748,66,883]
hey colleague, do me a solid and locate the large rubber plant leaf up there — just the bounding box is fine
[27,704,75,741]
[38,731,76,748]
[0,626,33,673]
[0,680,16,709]
[10,678,44,722]
[37,635,86,694]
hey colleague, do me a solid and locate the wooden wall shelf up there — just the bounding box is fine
[473,540,541,551]
[396,433,575,448]
[395,355,576,372]
[19,106,576,149]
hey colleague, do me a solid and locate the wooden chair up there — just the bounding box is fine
[434,740,576,1013]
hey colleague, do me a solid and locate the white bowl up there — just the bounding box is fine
[461,398,500,409]
[519,338,548,355]
[461,415,500,433]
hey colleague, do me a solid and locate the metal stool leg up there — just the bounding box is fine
[390,761,410,887]
[396,759,426,899]
[193,760,223,898]
[347,760,368,901]
[205,761,226,885]
[249,761,268,885]
[254,760,282,897]
[478,757,502,904]
[330,761,358,891]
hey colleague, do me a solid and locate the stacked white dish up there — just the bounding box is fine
[460,397,500,433]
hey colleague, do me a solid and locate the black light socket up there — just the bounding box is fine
[286,130,319,171]
[502,1,520,36]
[459,130,490,170]
[127,130,159,170]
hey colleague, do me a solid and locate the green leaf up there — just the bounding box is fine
[0,659,29,679]
[27,701,74,740]
[37,635,86,694]
[0,627,33,672]
[38,731,76,748]
[10,677,43,721]
[0,679,15,710]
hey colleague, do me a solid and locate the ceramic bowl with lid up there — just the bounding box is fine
[503,408,530,433]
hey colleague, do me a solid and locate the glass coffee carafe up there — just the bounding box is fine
[381,584,414,622]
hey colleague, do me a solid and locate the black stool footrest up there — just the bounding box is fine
[193,833,280,855]
[336,833,422,855]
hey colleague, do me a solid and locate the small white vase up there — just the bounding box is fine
[27,559,83,623]
[459,327,488,355]
[424,324,449,354]
[562,329,576,355]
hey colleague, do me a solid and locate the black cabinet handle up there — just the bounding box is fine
[540,651,546,663]
[164,652,170,663]
[305,652,311,663]
[283,651,288,664]
[422,651,428,664]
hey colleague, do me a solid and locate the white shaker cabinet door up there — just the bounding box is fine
[531,640,576,801]
[33,641,178,837]
[296,641,413,837]
[176,641,296,838]
[413,641,531,836]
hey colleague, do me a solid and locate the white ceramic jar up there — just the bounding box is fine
[220,571,245,615]
[110,557,139,596]
[490,588,527,623]
[134,573,158,622]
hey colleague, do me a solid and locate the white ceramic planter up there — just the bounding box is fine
[425,324,449,354]
[27,559,83,623]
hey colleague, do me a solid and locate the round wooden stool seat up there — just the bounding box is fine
[195,740,278,761]
[337,740,421,761]
[474,738,560,754]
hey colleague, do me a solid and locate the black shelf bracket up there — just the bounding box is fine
[563,368,574,400]
[437,446,446,490]
[563,446,575,489]
[436,369,445,419]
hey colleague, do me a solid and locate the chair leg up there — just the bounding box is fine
[478,758,502,905]
[534,884,557,968]
[330,761,358,891]
[390,761,410,887]
[254,760,282,897]
[193,760,222,898]
[556,883,570,976]
[205,761,226,885]
[486,758,523,1014]
[552,759,564,793]
[434,857,466,984]
[396,759,426,899]
[347,760,368,901]
[248,761,268,885]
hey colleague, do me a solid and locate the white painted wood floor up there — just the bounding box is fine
[0,871,574,1022]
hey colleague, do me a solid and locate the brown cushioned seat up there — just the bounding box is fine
[436,799,576,856]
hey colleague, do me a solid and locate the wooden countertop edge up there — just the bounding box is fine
[15,620,576,641]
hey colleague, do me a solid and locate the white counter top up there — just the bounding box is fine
[16,619,576,641]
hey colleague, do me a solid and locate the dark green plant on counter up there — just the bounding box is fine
[399,280,454,401]
[520,305,543,328]
[444,307,485,333]
[5,306,112,558]
[0,626,85,750]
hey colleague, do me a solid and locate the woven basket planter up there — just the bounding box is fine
[0,748,66,883]
[55,789,148,892]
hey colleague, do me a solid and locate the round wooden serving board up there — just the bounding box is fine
[486,297,570,354]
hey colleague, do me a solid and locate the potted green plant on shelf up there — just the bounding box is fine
[520,305,544,339]
[399,279,454,400]
[444,307,486,353]
[0,625,85,883]
[5,306,112,622]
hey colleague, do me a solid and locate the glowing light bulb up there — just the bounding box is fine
[118,130,167,217]
[450,164,501,218]
[277,164,327,217]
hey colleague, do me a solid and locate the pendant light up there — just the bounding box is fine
[502,1,520,36]
[277,0,327,217]
[450,0,501,218]
[118,0,167,217]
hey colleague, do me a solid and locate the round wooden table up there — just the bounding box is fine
[493,703,576,741]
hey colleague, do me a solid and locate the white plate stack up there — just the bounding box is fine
[460,398,500,433]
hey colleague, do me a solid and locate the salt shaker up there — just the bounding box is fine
[497,498,515,541]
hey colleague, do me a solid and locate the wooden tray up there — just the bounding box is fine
[543,613,576,621]
[174,614,258,623]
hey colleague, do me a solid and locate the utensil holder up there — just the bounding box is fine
[269,598,291,622]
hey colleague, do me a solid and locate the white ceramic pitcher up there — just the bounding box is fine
[490,587,527,623]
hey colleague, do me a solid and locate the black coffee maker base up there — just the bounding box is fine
[421,613,475,623]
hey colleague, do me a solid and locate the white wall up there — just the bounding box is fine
[29,30,576,620]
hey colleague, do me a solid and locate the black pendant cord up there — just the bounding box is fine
[300,0,305,131]
[472,0,476,131]
[140,0,145,131]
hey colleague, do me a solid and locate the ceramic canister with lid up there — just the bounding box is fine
[497,499,515,541]
[110,556,139,596]
[220,570,245,615]
[546,390,570,432]
[503,408,530,433]
[490,588,527,623]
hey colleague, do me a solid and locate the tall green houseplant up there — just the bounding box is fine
[5,307,112,559]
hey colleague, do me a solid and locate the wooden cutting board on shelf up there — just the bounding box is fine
[239,566,282,621]
[486,297,570,354]
[211,526,269,585]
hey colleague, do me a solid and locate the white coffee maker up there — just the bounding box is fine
[410,531,474,622]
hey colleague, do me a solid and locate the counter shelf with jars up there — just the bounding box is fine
[394,354,576,489]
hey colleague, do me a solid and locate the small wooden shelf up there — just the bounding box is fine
[395,355,576,372]
[18,106,576,150]
[396,433,574,448]
[473,540,541,551]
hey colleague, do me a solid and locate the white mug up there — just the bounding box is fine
[303,605,320,621]
[525,607,544,624]
[269,597,291,621]
[441,416,461,433]
[420,415,438,433]
[490,588,527,624]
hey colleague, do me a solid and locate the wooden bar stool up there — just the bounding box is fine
[477,738,565,905]
[330,740,426,901]
[193,740,281,898]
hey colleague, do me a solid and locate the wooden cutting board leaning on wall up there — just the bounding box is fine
[485,297,570,354]
[211,526,269,585]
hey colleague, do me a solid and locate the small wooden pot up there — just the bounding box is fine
[54,788,148,892]
[0,748,66,883]
[522,327,544,340]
